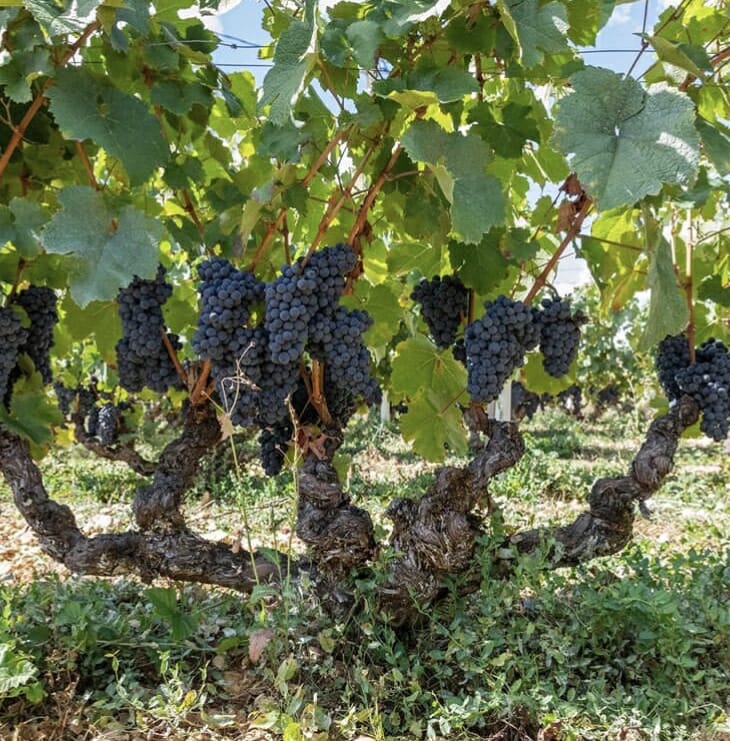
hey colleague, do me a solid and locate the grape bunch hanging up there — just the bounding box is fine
[191,244,381,475]
[655,334,730,441]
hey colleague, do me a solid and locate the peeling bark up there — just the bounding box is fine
[0,408,282,590]
[295,443,376,606]
[379,420,524,625]
[503,395,700,567]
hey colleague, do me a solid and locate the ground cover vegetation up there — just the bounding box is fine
[1,409,729,740]
[0,0,729,737]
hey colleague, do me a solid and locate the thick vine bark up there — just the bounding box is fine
[503,394,700,565]
[378,396,701,625]
[0,405,282,589]
[295,432,376,607]
[0,396,702,624]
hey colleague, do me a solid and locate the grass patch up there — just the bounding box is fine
[1,411,729,740]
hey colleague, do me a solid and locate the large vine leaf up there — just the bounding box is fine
[391,335,468,460]
[639,209,689,350]
[498,0,571,68]
[41,187,163,307]
[553,67,700,210]
[402,120,505,243]
[260,0,318,126]
[46,67,169,184]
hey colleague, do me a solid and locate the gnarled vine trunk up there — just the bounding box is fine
[0,396,701,627]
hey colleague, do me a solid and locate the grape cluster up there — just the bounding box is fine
[411,275,468,348]
[193,258,265,363]
[0,307,27,403]
[535,296,586,378]
[655,333,691,401]
[264,243,358,364]
[259,421,294,476]
[98,403,122,445]
[13,286,58,383]
[309,306,381,410]
[116,268,181,393]
[511,381,540,420]
[464,296,540,404]
[675,339,730,441]
[53,382,76,417]
[191,245,379,474]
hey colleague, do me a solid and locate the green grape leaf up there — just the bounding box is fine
[449,235,510,295]
[553,67,700,210]
[399,389,468,461]
[649,36,712,78]
[24,0,102,37]
[402,120,505,242]
[407,67,479,103]
[698,274,730,307]
[60,295,121,361]
[468,102,540,159]
[46,67,169,185]
[639,212,689,350]
[0,47,52,103]
[391,335,466,398]
[41,187,162,307]
[565,0,616,45]
[0,198,47,257]
[260,0,318,125]
[522,353,575,395]
[0,371,63,446]
[696,118,730,176]
[498,0,570,68]
[346,19,383,67]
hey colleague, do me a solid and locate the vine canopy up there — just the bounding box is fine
[0,0,728,458]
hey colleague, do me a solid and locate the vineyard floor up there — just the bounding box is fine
[1,409,729,741]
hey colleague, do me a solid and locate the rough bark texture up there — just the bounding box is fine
[503,395,700,566]
[295,438,376,607]
[379,419,525,625]
[378,397,700,625]
[132,402,221,531]
[0,405,281,590]
[1,394,702,624]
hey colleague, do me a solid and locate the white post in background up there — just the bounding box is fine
[495,380,512,421]
[380,389,391,424]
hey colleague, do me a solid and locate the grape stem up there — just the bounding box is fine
[247,130,350,272]
[309,359,333,426]
[0,20,101,182]
[182,189,205,237]
[160,329,189,387]
[191,359,212,406]
[683,220,697,364]
[76,141,100,191]
[524,191,593,306]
